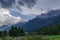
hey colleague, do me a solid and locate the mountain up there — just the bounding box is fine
[22,10,60,32]
[36,10,60,18]
[0,9,60,32]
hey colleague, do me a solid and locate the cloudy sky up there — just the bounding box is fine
[0,0,60,26]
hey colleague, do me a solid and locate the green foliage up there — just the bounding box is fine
[0,26,25,37]
[36,23,60,35]
[0,31,2,37]
[9,26,25,37]
[2,31,7,37]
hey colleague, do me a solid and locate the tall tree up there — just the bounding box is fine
[9,26,25,37]
[0,31,2,37]
[2,31,7,37]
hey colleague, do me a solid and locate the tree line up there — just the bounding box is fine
[35,23,60,35]
[0,26,25,37]
[0,22,60,37]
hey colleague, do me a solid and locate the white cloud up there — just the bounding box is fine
[0,0,60,22]
[14,0,60,16]
[0,0,60,16]
[0,7,21,26]
[20,4,47,15]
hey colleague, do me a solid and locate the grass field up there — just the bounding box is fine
[44,35,60,40]
[0,35,60,40]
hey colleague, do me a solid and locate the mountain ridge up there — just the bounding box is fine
[0,9,60,32]
[22,9,60,32]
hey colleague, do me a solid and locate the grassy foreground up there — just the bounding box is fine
[44,35,60,40]
[0,35,60,40]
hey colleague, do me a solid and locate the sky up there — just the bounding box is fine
[0,0,60,26]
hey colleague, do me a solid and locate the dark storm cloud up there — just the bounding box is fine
[0,0,37,8]
[0,0,15,8]
[18,0,37,8]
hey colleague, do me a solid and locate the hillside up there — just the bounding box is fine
[35,22,60,35]
[23,10,60,32]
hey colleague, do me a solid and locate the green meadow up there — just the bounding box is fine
[0,35,60,40]
[44,35,60,40]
